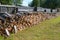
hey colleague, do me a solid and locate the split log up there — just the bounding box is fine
[5,28,10,36]
[13,25,17,33]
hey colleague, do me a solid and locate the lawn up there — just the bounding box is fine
[1,16,60,40]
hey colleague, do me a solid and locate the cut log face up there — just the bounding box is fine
[5,28,10,36]
[13,25,17,33]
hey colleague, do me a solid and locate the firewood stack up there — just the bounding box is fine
[0,12,56,36]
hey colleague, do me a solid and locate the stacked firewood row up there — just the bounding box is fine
[0,12,56,36]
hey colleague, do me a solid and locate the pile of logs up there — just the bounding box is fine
[0,12,56,37]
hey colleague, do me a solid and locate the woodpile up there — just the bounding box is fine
[0,12,56,37]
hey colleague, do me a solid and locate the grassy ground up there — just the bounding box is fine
[1,16,60,40]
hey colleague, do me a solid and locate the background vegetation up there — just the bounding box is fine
[29,0,60,9]
[0,0,22,6]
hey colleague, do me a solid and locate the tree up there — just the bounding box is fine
[40,0,58,9]
[14,0,22,6]
[0,0,13,5]
[29,0,40,11]
[29,0,39,7]
[57,0,60,8]
[0,0,22,5]
[29,0,60,9]
[40,0,46,7]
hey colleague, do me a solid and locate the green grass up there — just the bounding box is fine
[0,36,4,40]
[1,16,60,40]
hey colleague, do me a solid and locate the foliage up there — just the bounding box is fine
[29,0,60,9]
[40,0,57,9]
[0,0,22,5]
[0,0,13,5]
[14,0,22,6]
[57,0,60,8]
[29,0,39,7]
